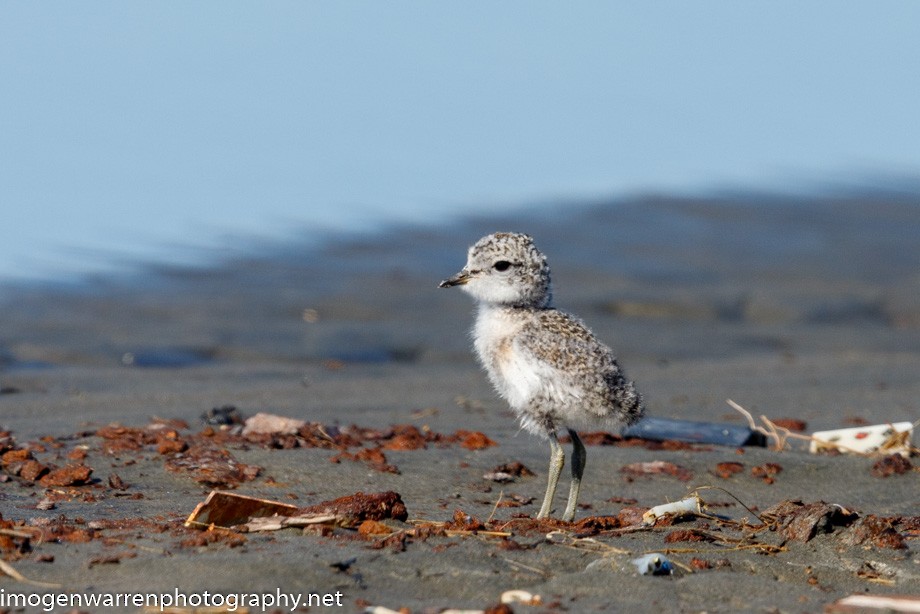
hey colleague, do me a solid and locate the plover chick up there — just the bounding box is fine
[440,232,644,521]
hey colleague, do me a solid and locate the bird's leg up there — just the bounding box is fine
[537,432,565,519]
[562,429,586,522]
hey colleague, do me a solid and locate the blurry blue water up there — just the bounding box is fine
[3,3,920,285]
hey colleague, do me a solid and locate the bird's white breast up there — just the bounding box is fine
[472,305,544,410]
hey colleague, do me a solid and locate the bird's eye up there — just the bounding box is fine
[493,260,511,272]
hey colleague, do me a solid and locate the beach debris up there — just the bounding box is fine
[202,404,245,426]
[712,461,745,478]
[247,491,408,532]
[457,430,498,450]
[761,500,858,543]
[642,495,703,526]
[501,589,542,605]
[483,461,535,483]
[826,594,920,613]
[631,553,673,575]
[664,528,715,543]
[87,551,137,567]
[39,464,93,487]
[241,412,306,436]
[35,497,55,511]
[622,416,766,447]
[165,443,260,488]
[730,399,917,456]
[751,462,783,484]
[185,491,299,530]
[622,460,693,481]
[870,454,914,477]
[179,527,247,549]
[0,558,62,588]
[839,515,908,550]
[769,418,807,432]
[330,446,400,474]
[810,422,914,457]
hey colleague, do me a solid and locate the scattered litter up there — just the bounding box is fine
[243,491,408,532]
[185,490,299,530]
[500,590,542,605]
[483,461,535,483]
[751,462,783,484]
[87,551,137,567]
[730,399,917,456]
[810,422,914,457]
[623,416,766,447]
[760,500,858,543]
[871,454,914,477]
[827,594,920,613]
[241,412,306,436]
[712,461,745,478]
[632,553,673,575]
[839,515,908,550]
[642,496,702,526]
[457,430,498,450]
[202,404,245,426]
[38,464,93,487]
[165,444,260,488]
[621,460,693,481]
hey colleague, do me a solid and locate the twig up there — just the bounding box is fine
[486,490,504,524]
[726,399,898,455]
[688,485,766,525]
[0,558,62,588]
[501,557,551,577]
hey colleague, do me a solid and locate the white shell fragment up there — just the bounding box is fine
[642,495,702,525]
[500,590,542,605]
[809,422,914,457]
[632,553,673,575]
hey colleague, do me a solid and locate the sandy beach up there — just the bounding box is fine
[1,193,919,613]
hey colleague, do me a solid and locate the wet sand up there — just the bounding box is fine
[1,193,919,613]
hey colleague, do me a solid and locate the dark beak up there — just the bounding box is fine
[439,270,471,288]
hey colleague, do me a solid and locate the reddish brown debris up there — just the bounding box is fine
[67,447,88,461]
[575,431,623,445]
[445,509,487,532]
[840,515,908,550]
[484,461,536,482]
[456,430,498,450]
[563,431,705,451]
[713,461,745,479]
[39,464,93,487]
[358,520,393,535]
[664,528,715,543]
[297,491,409,526]
[751,462,783,484]
[179,527,247,549]
[621,460,693,481]
[770,418,807,432]
[108,473,128,490]
[573,515,622,534]
[616,507,648,526]
[484,604,514,614]
[761,500,858,543]
[164,444,260,488]
[871,454,913,478]
[330,446,400,474]
[690,557,712,570]
[19,459,50,482]
[87,551,137,567]
[381,425,429,451]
